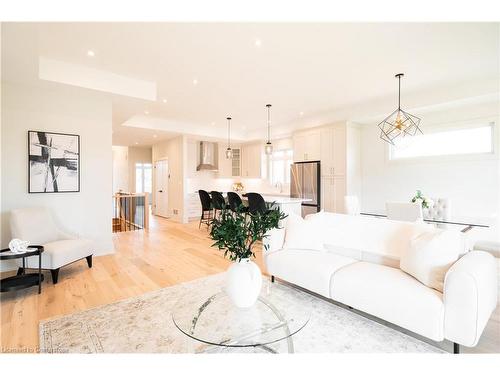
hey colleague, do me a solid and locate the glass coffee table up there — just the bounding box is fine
[172,279,310,353]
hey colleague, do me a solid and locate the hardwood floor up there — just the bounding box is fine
[1,215,498,353]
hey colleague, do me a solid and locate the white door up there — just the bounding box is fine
[154,159,169,217]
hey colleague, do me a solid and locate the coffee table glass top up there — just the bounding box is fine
[171,279,310,350]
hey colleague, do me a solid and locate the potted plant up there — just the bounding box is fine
[411,189,433,209]
[209,204,287,308]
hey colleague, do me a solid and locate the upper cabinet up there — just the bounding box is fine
[218,143,241,178]
[320,124,346,177]
[292,129,321,162]
[293,122,361,214]
[241,143,262,178]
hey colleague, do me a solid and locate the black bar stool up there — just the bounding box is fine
[210,191,230,219]
[227,192,249,214]
[198,190,213,229]
[244,192,269,215]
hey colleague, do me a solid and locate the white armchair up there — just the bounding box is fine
[10,207,93,284]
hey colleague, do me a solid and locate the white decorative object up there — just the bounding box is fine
[8,238,29,253]
[225,258,262,308]
[283,212,324,251]
[400,230,462,292]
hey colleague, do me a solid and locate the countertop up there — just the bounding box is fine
[260,195,312,204]
[189,191,311,204]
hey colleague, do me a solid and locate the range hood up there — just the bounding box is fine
[196,141,219,171]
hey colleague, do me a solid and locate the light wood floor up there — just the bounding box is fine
[1,215,498,353]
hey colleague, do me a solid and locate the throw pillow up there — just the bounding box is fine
[400,230,461,292]
[282,212,324,251]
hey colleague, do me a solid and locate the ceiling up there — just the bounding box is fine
[2,22,499,146]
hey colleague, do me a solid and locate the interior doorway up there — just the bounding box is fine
[154,159,169,217]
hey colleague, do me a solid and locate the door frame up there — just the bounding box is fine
[154,157,169,217]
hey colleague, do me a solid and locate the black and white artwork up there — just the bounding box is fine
[28,131,80,193]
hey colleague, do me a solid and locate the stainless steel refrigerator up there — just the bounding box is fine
[290,161,321,217]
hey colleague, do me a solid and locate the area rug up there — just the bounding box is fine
[39,273,443,353]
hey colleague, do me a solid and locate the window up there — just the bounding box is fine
[135,163,152,193]
[269,149,293,186]
[390,124,494,160]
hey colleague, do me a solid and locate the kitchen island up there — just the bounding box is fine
[252,194,312,217]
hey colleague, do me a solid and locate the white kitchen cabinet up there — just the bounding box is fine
[218,144,241,177]
[293,130,321,162]
[321,175,346,213]
[217,144,231,177]
[320,127,334,176]
[333,125,346,176]
[186,192,202,219]
[320,125,346,177]
[241,143,262,178]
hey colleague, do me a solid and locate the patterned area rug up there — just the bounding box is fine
[40,273,443,353]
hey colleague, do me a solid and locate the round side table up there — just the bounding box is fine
[0,246,44,294]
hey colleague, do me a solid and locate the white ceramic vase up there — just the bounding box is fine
[225,258,262,308]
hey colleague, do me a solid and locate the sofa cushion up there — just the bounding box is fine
[266,249,357,298]
[331,261,445,341]
[400,230,462,292]
[21,239,93,269]
[283,213,324,251]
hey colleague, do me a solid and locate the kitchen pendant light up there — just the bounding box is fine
[225,117,233,159]
[265,104,273,155]
[377,73,423,145]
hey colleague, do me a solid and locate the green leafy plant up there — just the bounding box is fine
[209,203,287,262]
[411,189,433,209]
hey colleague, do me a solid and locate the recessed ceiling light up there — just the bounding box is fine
[144,110,149,115]
[135,142,139,145]
[87,50,95,57]
[162,99,167,103]
[299,111,304,116]
[153,134,157,138]
[192,78,198,85]
[211,122,216,126]
[254,39,262,47]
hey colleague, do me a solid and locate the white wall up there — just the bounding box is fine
[1,82,114,270]
[152,136,185,222]
[346,122,362,201]
[360,100,500,241]
[112,146,129,193]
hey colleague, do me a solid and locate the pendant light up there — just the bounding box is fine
[265,104,273,155]
[225,117,233,159]
[377,73,423,145]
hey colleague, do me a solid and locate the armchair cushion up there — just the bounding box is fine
[20,239,93,270]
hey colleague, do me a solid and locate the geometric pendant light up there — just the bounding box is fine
[225,116,233,159]
[377,73,423,145]
[264,104,273,155]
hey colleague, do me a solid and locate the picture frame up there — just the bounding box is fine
[28,130,80,193]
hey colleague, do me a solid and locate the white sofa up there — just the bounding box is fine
[264,212,498,352]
